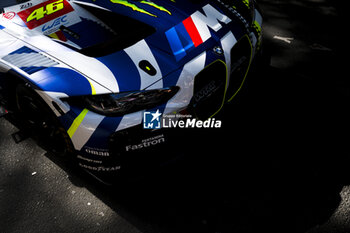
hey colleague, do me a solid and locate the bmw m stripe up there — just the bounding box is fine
[165,17,206,61]
[165,27,187,61]
[175,23,195,51]
[182,17,203,47]
[166,4,232,61]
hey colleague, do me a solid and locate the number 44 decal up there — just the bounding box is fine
[27,0,64,22]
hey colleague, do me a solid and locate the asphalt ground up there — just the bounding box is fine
[0,0,349,233]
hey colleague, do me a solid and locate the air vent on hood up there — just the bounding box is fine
[67,3,156,57]
[2,46,58,74]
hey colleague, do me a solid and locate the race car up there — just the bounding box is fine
[0,0,262,180]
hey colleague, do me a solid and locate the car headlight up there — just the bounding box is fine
[64,86,179,116]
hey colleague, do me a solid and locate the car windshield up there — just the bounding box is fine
[1,0,30,8]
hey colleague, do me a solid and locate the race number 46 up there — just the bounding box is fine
[17,0,74,29]
[27,0,64,22]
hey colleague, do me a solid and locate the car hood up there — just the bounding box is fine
[1,0,253,95]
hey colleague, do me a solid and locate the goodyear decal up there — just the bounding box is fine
[165,4,231,61]
[110,0,171,17]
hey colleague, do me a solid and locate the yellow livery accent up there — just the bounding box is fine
[67,108,89,138]
[140,1,171,15]
[109,0,172,17]
[228,35,253,102]
[242,0,250,9]
[110,0,156,17]
[87,80,97,95]
[48,32,60,40]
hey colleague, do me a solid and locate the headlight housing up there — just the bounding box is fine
[64,86,179,116]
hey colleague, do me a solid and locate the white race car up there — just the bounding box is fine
[0,0,262,180]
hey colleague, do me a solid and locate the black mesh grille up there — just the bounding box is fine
[189,60,227,120]
[226,35,252,101]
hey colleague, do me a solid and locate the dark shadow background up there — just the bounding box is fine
[57,0,350,232]
[1,0,349,233]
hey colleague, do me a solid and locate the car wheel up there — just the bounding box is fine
[16,84,74,157]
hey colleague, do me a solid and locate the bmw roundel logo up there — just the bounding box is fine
[213,46,224,56]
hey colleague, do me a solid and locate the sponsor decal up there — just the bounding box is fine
[125,134,165,152]
[84,147,110,157]
[77,155,103,164]
[193,80,217,103]
[20,2,33,10]
[139,1,171,15]
[231,56,248,73]
[42,15,68,33]
[17,0,74,29]
[165,4,231,61]
[110,0,171,17]
[2,12,16,20]
[79,163,121,172]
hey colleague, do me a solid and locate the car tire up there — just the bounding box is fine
[15,83,75,157]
